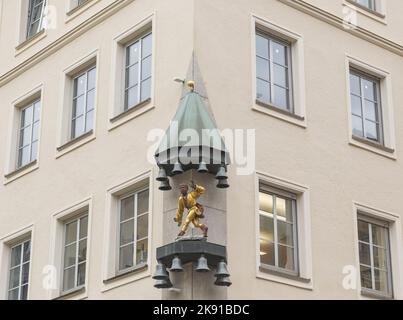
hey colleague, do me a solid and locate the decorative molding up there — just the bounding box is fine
[0,0,135,87]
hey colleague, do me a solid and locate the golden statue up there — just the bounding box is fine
[174,181,208,237]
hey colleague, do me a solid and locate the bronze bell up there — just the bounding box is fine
[156,168,168,182]
[153,262,169,280]
[197,162,208,173]
[172,162,184,175]
[214,276,232,287]
[170,256,184,272]
[195,254,210,272]
[159,180,172,191]
[154,278,173,289]
[215,260,230,278]
[215,166,228,180]
[216,179,229,189]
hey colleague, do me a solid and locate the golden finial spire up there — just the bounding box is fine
[187,80,195,92]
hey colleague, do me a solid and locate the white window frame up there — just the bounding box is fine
[252,15,307,128]
[255,172,312,289]
[26,0,46,39]
[7,239,31,300]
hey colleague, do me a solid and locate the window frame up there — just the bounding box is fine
[26,0,46,40]
[358,215,393,298]
[7,239,31,300]
[117,186,149,274]
[258,184,299,277]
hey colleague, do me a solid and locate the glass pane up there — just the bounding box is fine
[23,241,31,263]
[32,122,39,141]
[256,34,269,59]
[77,263,86,286]
[259,215,274,243]
[359,242,371,266]
[259,192,273,214]
[73,115,85,138]
[87,68,96,90]
[85,110,94,132]
[351,95,362,116]
[136,238,148,265]
[360,265,372,290]
[64,243,76,268]
[78,239,87,263]
[137,214,148,240]
[374,269,389,293]
[278,245,294,270]
[277,221,294,246]
[79,216,88,239]
[127,41,140,65]
[141,78,152,101]
[137,189,149,214]
[350,74,361,95]
[86,89,95,111]
[120,220,134,246]
[74,74,86,97]
[22,106,33,127]
[65,221,77,245]
[273,64,287,87]
[256,79,270,104]
[21,285,28,300]
[352,115,364,137]
[256,57,269,81]
[63,267,75,291]
[358,220,369,242]
[22,263,30,285]
[365,120,378,141]
[372,224,387,247]
[272,41,287,66]
[141,56,152,80]
[10,245,22,268]
[364,100,377,122]
[33,102,41,121]
[120,196,135,221]
[362,79,376,101]
[273,85,288,110]
[20,126,32,147]
[8,288,19,301]
[31,141,38,161]
[19,146,31,167]
[142,33,152,58]
[73,95,85,118]
[276,197,294,223]
[119,244,134,270]
[126,64,139,88]
[373,246,388,270]
[126,86,139,109]
[260,240,275,266]
[9,266,21,289]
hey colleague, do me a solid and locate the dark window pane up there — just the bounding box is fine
[65,221,77,245]
[278,245,294,270]
[120,196,135,221]
[10,245,22,268]
[373,246,388,270]
[21,285,29,300]
[64,244,76,268]
[277,221,294,246]
[137,214,148,240]
[22,263,30,285]
[374,269,389,294]
[120,220,134,246]
[8,288,19,300]
[77,263,86,286]
[259,215,274,243]
[359,242,371,266]
[137,189,149,215]
[136,239,148,265]
[79,216,88,239]
[119,244,134,270]
[358,220,369,242]
[78,239,87,263]
[23,241,31,263]
[63,267,75,292]
[260,240,275,266]
[9,267,21,289]
[372,224,387,247]
[360,265,372,290]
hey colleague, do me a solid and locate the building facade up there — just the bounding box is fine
[0,0,403,300]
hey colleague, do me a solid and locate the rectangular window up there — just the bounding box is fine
[118,188,149,271]
[358,217,392,297]
[62,215,88,292]
[27,0,46,39]
[8,240,31,300]
[355,0,376,11]
[256,32,293,112]
[18,100,40,168]
[124,32,152,111]
[259,186,298,275]
[71,67,96,139]
[350,70,383,144]
[72,0,87,8]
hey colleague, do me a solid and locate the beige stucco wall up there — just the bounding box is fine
[0,0,403,300]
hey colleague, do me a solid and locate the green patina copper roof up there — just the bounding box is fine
[155,91,227,155]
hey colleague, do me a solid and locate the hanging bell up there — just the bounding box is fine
[154,278,173,289]
[159,180,172,191]
[170,256,184,273]
[172,162,184,175]
[216,179,229,189]
[215,166,228,180]
[153,262,169,280]
[215,260,230,278]
[156,168,168,182]
[214,276,232,287]
[195,254,210,272]
[197,162,208,173]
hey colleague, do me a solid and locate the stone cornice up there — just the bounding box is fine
[0,0,134,87]
[278,0,403,56]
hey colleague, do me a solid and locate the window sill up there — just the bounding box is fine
[102,263,150,293]
[103,264,148,284]
[257,264,312,290]
[108,99,154,131]
[56,130,96,159]
[343,1,386,24]
[66,0,100,23]
[361,289,393,300]
[15,29,47,56]
[349,135,396,159]
[53,286,86,300]
[253,100,306,128]
[4,160,39,184]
